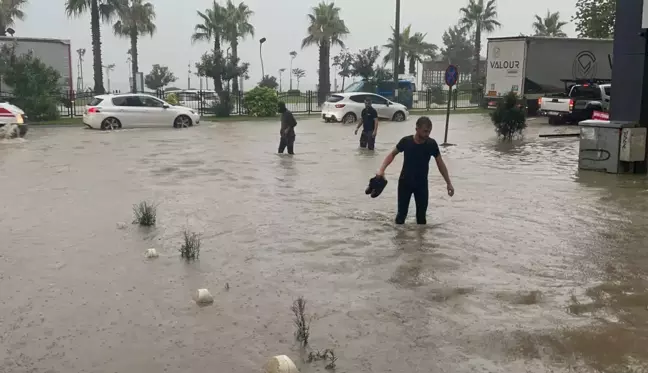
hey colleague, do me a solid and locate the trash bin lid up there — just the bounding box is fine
[578,119,638,128]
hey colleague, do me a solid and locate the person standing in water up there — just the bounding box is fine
[354,98,378,150]
[376,116,454,225]
[278,101,297,154]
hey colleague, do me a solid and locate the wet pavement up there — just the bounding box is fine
[1,114,648,372]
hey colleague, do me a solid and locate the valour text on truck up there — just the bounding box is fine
[483,36,613,116]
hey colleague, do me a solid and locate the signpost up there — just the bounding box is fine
[443,64,458,146]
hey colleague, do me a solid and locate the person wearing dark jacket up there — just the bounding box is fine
[278,102,297,154]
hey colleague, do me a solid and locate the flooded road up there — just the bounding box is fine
[1,114,648,372]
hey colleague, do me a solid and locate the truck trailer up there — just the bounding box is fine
[483,36,613,115]
[0,36,73,94]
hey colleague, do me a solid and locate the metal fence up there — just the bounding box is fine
[0,88,483,118]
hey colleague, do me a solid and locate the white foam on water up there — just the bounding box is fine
[0,124,19,139]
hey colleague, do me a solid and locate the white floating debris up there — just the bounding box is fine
[195,289,214,304]
[116,222,128,229]
[145,248,159,258]
[263,355,299,373]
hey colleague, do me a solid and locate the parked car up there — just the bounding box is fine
[0,101,28,138]
[538,79,611,125]
[321,92,409,123]
[83,93,201,130]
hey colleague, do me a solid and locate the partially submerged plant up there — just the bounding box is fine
[291,296,310,346]
[307,349,338,370]
[490,91,527,140]
[179,230,201,260]
[132,201,157,226]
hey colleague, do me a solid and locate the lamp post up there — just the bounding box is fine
[226,47,231,92]
[278,68,286,92]
[76,48,86,92]
[259,37,267,78]
[289,51,297,90]
[393,0,401,101]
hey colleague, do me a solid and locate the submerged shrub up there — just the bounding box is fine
[132,201,157,226]
[243,86,279,117]
[490,91,526,140]
[180,230,201,260]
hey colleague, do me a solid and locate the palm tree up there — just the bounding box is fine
[65,0,118,93]
[223,0,254,93]
[383,24,411,74]
[292,68,306,90]
[289,51,297,90]
[302,2,349,105]
[112,0,156,93]
[192,1,226,96]
[0,0,27,36]
[406,32,437,76]
[533,10,568,37]
[440,25,474,71]
[459,0,501,92]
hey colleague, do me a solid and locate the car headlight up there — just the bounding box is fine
[15,114,24,124]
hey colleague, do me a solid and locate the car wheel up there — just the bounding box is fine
[392,111,406,122]
[100,117,122,130]
[342,113,357,124]
[174,115,193,128]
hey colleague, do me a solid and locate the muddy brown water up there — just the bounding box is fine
[1,114,648,373]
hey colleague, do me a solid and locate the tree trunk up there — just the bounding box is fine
[212,38,224,97]
[0,25,6,36]
[398,55,405,74]
[231,40,239,93]
[318,42,330,106]
[472,25,482,103]
[90,0,105,93]
[408,57,416,75]
[130,31,138,93]
[341,76,346,92]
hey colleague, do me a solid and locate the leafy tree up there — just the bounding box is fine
[221,54,249,89]
[460,0,501,92]
[65,0,118,93]
[383,24,409,74]
[533,10,568,37]
[406,31,437,75]
[374,65,393,81]
[0,0,27,36]
[332,49,353,91]
[192,1,226,99]
[222,0,254,93]
[145,64,177,90]
[258,75,278,90]
[112,0,156,92]
[440,25,474,72]
[351,46,381,79]
[302,1,349,105]
[572,0,616,38]
[0,43,61,120]
[291,68,306,89]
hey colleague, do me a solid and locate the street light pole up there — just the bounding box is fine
[393,0,401,101]
[259,37,267,78]
[279,68,286,92]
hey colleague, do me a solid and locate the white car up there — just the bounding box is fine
[0,101,28,138]
[321,92,409,123]
[83,93,201,130]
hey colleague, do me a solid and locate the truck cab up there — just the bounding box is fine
[538,79,611,124]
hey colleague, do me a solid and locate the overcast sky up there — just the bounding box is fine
[15,0,578,92]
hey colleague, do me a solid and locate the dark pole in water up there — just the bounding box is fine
[443,85,452,144]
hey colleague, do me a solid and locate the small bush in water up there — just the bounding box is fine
[243,86,279,117]
[291,296,310,346]
[132,201,157,226]
[490,91,526,140]
[179,230,201,260]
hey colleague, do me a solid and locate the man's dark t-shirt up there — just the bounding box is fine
[395,135,441,182]
[361,107,378,132]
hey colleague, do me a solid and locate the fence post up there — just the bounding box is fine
[307,91,312,114]
[453,89,458,110]
[426,89,431,110]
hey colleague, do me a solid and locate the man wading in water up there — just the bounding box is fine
[278,102,297,154]
[376,116,454,224]
[354,98,378,150]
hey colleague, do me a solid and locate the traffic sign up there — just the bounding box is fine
[445,65,458,87]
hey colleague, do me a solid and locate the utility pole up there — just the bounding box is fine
[393,0,401,101]
[278,68,286,92]
[76,48,86,92]
[102,64,115,92]
[187,63,191,89]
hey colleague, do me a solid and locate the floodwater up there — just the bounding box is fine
[1,114,648,373]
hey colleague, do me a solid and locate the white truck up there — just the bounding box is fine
[538,80,610,124]
[484,36,613,115]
